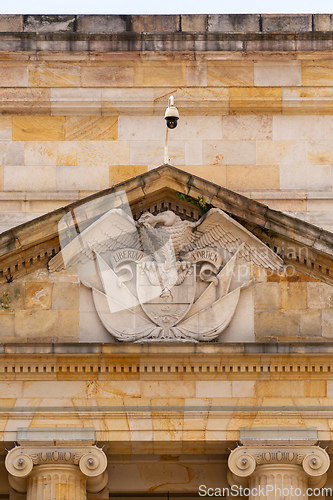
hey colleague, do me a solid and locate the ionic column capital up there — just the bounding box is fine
[228,445,330,488]
[5,444,108,494]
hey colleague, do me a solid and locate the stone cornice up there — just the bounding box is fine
[0,344,333,380]
[0,15,333,52]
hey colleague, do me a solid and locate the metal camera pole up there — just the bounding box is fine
[164,125,169,164]
[163,96,179,165]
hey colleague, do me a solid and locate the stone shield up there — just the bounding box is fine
[137,261,196,328]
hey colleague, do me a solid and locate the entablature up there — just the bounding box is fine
[1,342,333,381]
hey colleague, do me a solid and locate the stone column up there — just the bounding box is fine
[228,446,330,499]
[5,444,108,499]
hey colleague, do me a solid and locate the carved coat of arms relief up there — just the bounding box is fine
[49,207,283,342]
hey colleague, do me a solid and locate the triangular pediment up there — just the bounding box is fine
[0,164,333,287]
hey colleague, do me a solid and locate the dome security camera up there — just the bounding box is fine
[164,96,179,129]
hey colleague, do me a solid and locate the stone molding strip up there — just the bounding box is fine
[1,341,333,353]
[0,350,333,380]
[0,85,331,117]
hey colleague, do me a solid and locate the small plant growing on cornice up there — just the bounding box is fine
[176,193,211,214]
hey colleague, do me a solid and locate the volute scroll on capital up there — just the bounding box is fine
[5,444,108,494]
[228,445,330,486]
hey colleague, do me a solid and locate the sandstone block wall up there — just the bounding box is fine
[0,15,333,233]
[0,265,332,343]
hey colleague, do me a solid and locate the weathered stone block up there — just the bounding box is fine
[0,380,22,397]
[207,61,254,86]
[57,142,77,166]
[0,117,12,141]
[227,165,280,191]
[13,116,65,141]
[76,141,130,166]
[76,15,127,33]
[256,140,307,165]
[24,141,58,166]
[230,87,282,114]
[28,62,81,87]
[131,15,180,33]
[254,61,302,87]
[308,141,333,165]
[231,381,256,398]
[65,116,118,141]
[54,309,79,338]
[25,283,52,309]
[313,14,333,32]
[302,61,333,86]
[255,310,299,337]
[307,282,333,309]
[254,282,281,309]
[82,63,134,88]
[87,381,141,398]
[256,381,326,397]
[186,61,207,87]
[134,61,186,87]
[185,141,203,165]
[203,140,256,165]
[0,62,28,87]
[109,165,147,185]
[130,141,184,166]
[223,116,272,141]
[207,14,260,33]
[322,310,333,337]
[299,311,322,337]
[0,312,14,337]
[22,380,86,398]
[273,115,325,140]
[4,165,56,191]
[279,164,332,191]
[118,116,165,141]
[281,282,307,310]
[261,14,312,33]
[23,15,75,32]
[141,381,195,398]
[181,15,207,32]
[52,282,79,310]
[0,15,23,32]
[0,142,24,166]
[56,165,109,191]
[15,309,59,337]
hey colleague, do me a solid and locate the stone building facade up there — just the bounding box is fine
[0,13,333,499]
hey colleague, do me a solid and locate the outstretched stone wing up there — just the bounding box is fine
[48,208,140,272]
[183,208,283,271]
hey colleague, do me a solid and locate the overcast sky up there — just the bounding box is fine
[2,0,333,15]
